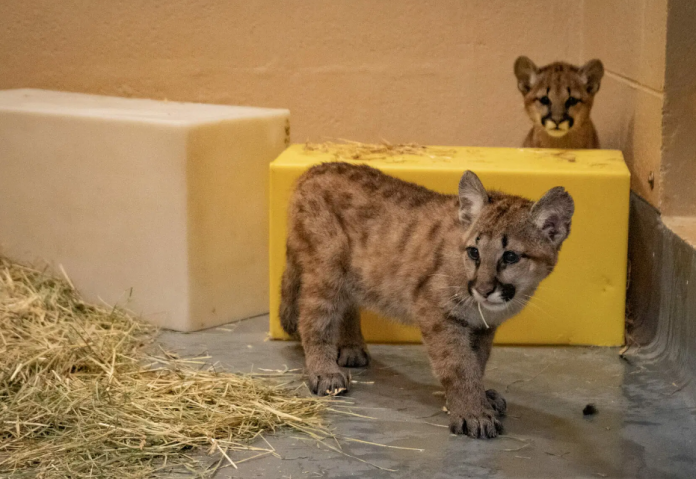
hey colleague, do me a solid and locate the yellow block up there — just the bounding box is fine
[269,145,630,346]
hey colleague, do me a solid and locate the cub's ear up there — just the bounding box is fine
[580,59,604,94]
[458,170,488,225]
[531,187,575,248]
[514,56,539,94]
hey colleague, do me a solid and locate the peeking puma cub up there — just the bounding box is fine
[515,56,604,149]
[280,163,574,438]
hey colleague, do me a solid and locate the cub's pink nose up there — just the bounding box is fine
[474,284,496,298]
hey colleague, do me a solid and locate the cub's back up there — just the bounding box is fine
[293,162,445,208]
[289,162,455,230]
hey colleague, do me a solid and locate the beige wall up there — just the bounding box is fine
[0,0,582,148]
[2,0,692,218]
[582,0,667,208]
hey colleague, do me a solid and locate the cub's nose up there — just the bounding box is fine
[548,116,574,130]
[474,283,496,298]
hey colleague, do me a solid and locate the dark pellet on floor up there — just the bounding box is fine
[583,403,598,416]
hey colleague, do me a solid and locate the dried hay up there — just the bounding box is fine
[0,257,328,478]
[304,139,454,162]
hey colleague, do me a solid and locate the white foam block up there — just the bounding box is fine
[0,89,289,331]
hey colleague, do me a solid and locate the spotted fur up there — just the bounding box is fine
[280,163,574,438]
[515,56,604,149]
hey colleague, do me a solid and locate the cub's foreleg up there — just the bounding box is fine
[470,327,506,416]
[419,313,503,438]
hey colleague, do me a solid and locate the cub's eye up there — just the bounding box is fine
[565,97,581,108]
[502,251,520,264]
[538,96,551,105]
[466,247,480,261]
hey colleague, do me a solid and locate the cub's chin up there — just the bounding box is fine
[474,296,528,318]
[476,300,509,313]
[544,128,570,138]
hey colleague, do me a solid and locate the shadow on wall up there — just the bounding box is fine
[628,194,696,397]
[627,194,661,345]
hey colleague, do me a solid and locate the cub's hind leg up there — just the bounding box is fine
[337,304,370,368]
[298,270,352,396]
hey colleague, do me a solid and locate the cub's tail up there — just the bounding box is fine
[279,247,301,338]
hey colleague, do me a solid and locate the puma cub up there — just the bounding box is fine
[514,56,604,149]
[280,163,574,438]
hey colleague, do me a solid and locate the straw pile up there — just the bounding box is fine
[0,258,328,478]
[304,140,454,162]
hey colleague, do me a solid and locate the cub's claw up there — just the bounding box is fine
[449,409,503,438]
[308,370,350,396]
[486,389,507,417]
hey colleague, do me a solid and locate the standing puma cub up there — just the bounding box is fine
[280,163,574,438]
[515,56,604,149]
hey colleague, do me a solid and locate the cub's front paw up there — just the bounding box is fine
[449,408,503,438]
[308,370,351,396]
[337,345,370,368]
[486,389,507,417]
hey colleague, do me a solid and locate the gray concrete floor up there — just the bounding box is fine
[159,315,696,479]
